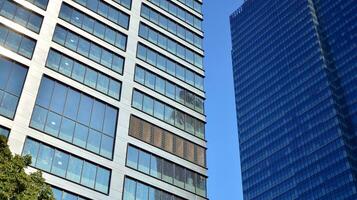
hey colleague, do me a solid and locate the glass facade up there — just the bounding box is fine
[0,0,43,33]
[52,186,89,200]
[141,4,202,49]
[123,177,185,200]
[137,43,204,90]
[132,90,205,139]
[52,25,125,75]
[139,23,203,69]
[127,145,207,197]
[0,56,27,119]
[59,3,127,51]
[46,49,122,100]
[30,76,118,159]
[0,0,206,199]
[0,24,36,59]
[135,65,204,114]
[22,137,111,194]
[129,115,206,167]
[231,0,357,199]
[73,0,130,29]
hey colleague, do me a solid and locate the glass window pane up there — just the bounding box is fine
[89,44,101,63]
[174,165,185,188]
[155,77,165,94]
[77,95,93,125]
[95,167,110,193]
[36,144,54,171]
[153,101,164,120]
[65,32,79,50]
[0,93,18,119]
[165,82,175,99]
[46,50,61,70]
[97,74,109,94]
[150,155,162,179]
[30,106,48,131]
[90,101,105,131]
[36,78,54,108]
[1,2,16,19]
[0,59,12,90]
[164,106,175,125]
[149,187,161,200]
[52,188,63,200]
[5,31,21,52]
[59,117,75,143]
[49,82,67,114]
[123,178,136,200]
[112,56,123,74]
[84,68,97,89]
[136,182,149,200]
[138,150,150,174]
[196,175,207,197]
[108,79,120,99]
[71,10,83,27]
[100,50,113,68]
[185,115,195,135]
[51,150,69,177]
[77,38,90,57]
[175,111,185,130]
[100,134,113,158]
[66,156,83,183]
[132,91,143,110]
[87,129,101,153]
[82,17,95,33]
[19,37,35,58]
[63,89,80,120]
[103,106,117,136]
[27,13,42,33]
[104,28,116,45]
[44,111,62,136]
[59,56,73,77]
[153,127,163,148]
[53,26,67,45]
[145,72,155,89]
[185,170,196,192]
[176,87,185,104]
[175,137,184,157]
[63,192,77,200]
[72,62,85,82]
[73,123,88,148]
[81,161,97,188]
[135,67,145,84]
[176,66,184,81]
[22,139,39,165]
[143,95,154,115]
[7,64,27,96]
[127,146,138,169]
[162,160,173,183]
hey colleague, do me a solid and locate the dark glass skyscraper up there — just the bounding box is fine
[230,0,357,199]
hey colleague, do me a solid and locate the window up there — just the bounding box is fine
[30,77,118,159]
[0,24,36,59]
[73,0,129,29]
[126,145,207,197]
[46,49,122,100]
[147,0,202,30]
[138,23,203,69]
[22,138,111,194]
[134,65,204,114]
[52,25,124,75]
[132,90,205,139]
[185,170,196,192]
[0,126,10,139]
[0,56,28,119]
[129,115,206,167]
[123,177,184,200]
[140,5,202,48]
[25,0,48,10]
[51,187,90,200]
[136,44,204,90]
[60,4,127,51]
[0,0,43,33]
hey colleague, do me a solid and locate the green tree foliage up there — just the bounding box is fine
[0,136,54,200]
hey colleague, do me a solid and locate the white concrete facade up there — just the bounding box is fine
[0,0,206,199]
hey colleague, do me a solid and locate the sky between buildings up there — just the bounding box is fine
[204,0,244,199]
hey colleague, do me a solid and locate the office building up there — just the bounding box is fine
[230,0,356,199]
[0,0,207,199]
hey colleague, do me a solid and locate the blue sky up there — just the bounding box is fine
[203,0,244,199]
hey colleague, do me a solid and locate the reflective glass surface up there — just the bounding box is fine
[0,125,10,138]
[22,138,111,194]
[30,76,118,159]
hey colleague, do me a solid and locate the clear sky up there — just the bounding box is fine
[203,0,244,199]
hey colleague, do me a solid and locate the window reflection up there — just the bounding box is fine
[23,138,111,194]
[30,77,118,159]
